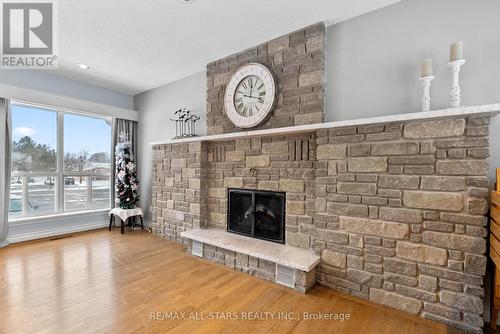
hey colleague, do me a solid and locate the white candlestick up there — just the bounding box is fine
[421,59,433,77]
[420,76,434,112]
[450,41,464,62]
[447,59,466,108]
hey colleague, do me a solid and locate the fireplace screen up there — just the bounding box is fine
[228,188,285,243]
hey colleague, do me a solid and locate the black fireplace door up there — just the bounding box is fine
[228,188,285,243]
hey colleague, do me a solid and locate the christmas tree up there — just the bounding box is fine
[115,136,139,209]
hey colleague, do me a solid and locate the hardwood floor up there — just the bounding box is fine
[0,229,466,334]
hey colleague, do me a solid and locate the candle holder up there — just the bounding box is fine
[447,59,466,108]
[419,76,434,112]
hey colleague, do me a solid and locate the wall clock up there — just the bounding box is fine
[224,63,277,128]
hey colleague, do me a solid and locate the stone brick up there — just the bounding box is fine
[188,178,200,190]
[404,119,465,138]
[337,182,376,195]
[440,213,486,226]
[396,241,447,266]
[306,35,323,52]
[395,285,437,302]
[268,35,289,53]
[347,157,388,173]
[424,303,460,320]
[370,288,422,315]
[348,143,371,156]
[419,275,438,292]
[420,176,465,191]
[208,187,226,199]
[347,269,382,287]
[404,165,434,175]
[388,155,435,165]
[262,141,289,155]
[287,233,310,248]
[171,159,186,168]
[314,198,326,212]
[279,179,305,193]
[246,155,270,167]
[299,224,349,244]
[384,273,418,287]
[209,212,225,225]
[339,216,409,239]
[366,132,401,141]
[294,113,323,125]
[258,180,279,191]
[403,191,463,212]
[347,255,363,269]
[467,197,489,215]
[439,291,483,314]
[371,142,419,156]
[349,234,364,248]
[378,175,419,189]
[235,139,251,150]
[299,70,324,87]
[379,207,422,224]
[384,258,416,276]
[436,160,488,175]
[322,250,347,268]
[224,177,243,188]
[316,144,346,160]
[464,254,487,275]
[286,201,305,215]
[327,202,368,217]
[422,231,485,254]
[225,150,245,162]
[236,253,249,267]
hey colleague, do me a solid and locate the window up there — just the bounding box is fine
[9,102,112,220]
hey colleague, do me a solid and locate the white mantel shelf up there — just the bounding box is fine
[150,104,500,146]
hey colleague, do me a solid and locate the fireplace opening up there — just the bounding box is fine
[227,188,285,244]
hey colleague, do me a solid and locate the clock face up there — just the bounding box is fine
[224,63,276,128]
[233,75,266,117]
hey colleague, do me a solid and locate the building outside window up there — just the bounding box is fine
[9,102,112,221]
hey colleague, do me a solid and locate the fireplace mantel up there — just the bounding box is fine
[150,103,500,145]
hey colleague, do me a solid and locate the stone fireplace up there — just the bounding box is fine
[150,105,500,333]
[148,18,500,334]
[228,188,286,243]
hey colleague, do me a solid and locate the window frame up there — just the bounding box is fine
[9,100,114,223]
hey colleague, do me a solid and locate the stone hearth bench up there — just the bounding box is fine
[181,228,320,293]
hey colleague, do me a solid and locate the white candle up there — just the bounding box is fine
[421,59,433,77]
[450,41,464,62]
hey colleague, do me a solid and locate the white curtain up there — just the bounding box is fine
[0,98,12,247]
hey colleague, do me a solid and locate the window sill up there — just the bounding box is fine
[8,208,111,226]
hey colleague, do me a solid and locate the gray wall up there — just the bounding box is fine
[326,0,500,181]
[0,70,133,109]
[135,0,500,221]
[135,72,206,222]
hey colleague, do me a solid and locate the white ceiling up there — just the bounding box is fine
[55,0,399,95]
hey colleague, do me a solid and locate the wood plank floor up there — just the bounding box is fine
[0,229,466,334]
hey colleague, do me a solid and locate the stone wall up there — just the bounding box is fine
[151,115,490,333]
[206,23,325,135]
[151,141,207,243]
[311,117,489,333]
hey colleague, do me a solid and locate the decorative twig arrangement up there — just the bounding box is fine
[170,108,200,139]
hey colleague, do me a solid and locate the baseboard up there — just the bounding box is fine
[0,239,10,248]
[7,221,109,244]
